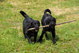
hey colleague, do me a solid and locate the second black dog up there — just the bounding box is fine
[38,9,56,44]
[20,11,40,43]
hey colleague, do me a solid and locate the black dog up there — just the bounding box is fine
[38,9,56,44]
[20,11,40,43]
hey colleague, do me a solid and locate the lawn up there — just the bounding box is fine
[0,0,79,53]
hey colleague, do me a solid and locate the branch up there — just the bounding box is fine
[28,20,76,31]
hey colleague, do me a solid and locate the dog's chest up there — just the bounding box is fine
[27,30,36,35]
[44,27,51,31]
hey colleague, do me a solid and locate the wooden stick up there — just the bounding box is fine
[28,20,76,31]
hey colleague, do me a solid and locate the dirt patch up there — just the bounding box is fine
[52,0,67,4]
[10,1,18,6]
[66,14,79,20]
[50,6,79,15]
[26,2,30,6]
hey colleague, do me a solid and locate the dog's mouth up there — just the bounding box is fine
[35,26,39,32]
[35,30,38,32]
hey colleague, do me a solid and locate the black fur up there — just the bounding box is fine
[38,9,56,44]
[20,11,40,43]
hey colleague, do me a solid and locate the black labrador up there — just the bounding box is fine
[38,9,56,44]
[20,11,40,43]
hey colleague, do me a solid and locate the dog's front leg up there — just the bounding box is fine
[52,28,56,44]
[45,32,49,40]
[25,34,32,43]
[38,30,45,42]
[44,23,49,40]
[34,32,37,43]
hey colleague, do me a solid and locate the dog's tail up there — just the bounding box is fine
[20,11,29,18]
[44,9,51,14]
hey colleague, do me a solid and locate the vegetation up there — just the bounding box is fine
[0,0,79,53]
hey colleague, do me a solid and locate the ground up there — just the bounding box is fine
[0,0,79,53]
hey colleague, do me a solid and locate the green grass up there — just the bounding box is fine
[0,0,79,53]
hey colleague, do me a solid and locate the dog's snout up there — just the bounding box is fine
[35,29,38,32]
[35,26,39,31]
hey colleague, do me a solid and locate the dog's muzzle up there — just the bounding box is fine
[35,27,39,32]
[35,30,38,32]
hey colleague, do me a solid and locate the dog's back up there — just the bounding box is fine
[41,9,56,26]
[20,11,33,34]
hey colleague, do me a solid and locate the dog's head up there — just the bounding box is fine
[31,20,40,32]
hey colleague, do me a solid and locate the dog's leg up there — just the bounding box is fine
[38,30,45,42]
[34,32,37,43]
[45,32,49,40]
[25,34,32,43]
[44,23,49,40]
[52,27,56,44]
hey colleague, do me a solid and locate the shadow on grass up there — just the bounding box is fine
[22,32,59,44]
[47,33,59,42]
[37,32,59,43]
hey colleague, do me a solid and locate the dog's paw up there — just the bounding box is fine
[46,38,49,40]
[53,42,56,44]
[38,40,42,43]
[29,41,32,44]
[53,40,56,44]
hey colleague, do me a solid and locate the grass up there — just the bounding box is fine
[0,0,79,53]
